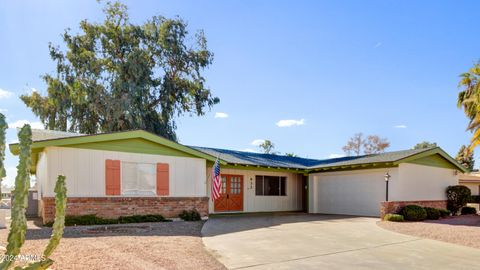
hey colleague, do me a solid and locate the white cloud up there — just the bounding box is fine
[0,89,13,99]
[0,109,7,113]
[328,153,345,159]
[393,124,407,129]
[276,119,305,127]
[240,148,258,153]
[374,42,382,48]
[8,120,43,129]
[31,87,38,93]
[251,139,265,146]
[214,112,229,119]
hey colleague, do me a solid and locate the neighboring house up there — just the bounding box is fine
[458,172,480,195]
[9,129,466,223]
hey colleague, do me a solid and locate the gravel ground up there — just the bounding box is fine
[378,215,480,249]
[0,219,226,270]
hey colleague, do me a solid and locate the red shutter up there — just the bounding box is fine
[105,159,121,195]
[156,163,169,196]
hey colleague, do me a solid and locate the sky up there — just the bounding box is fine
[0,0,479,186]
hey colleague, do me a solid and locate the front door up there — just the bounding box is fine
[214,174,243,212]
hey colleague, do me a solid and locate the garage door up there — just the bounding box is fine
[313,171,386,217]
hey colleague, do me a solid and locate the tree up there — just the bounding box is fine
[364,135,390,155]
[458,63,480,151]
[456,145,475,171]
[413,141,437,149]
[259,140,275,154]
[285,152,297,157]
[342,133,390,156]
[0,113,7,197]
[20,1,218,141]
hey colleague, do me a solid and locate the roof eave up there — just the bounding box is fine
[392,147,468,173]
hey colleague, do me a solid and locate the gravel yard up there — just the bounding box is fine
[0,219,226,270]
[378,215,480,249]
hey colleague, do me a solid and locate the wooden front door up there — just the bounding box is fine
[214,174,243,212]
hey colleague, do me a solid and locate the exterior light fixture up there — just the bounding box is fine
[384,172,391,201]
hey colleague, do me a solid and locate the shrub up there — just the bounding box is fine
[461,206,477,215]
[468,195,480,203]
[60,214,168,226]
[446,185,471,215]
[438,208,451,218]
[179,209,201,221]
[424,207,440,220]
[400,205,427,221]
[383,214,404,222]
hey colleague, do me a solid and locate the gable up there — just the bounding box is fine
[406,154,458,170]
[65,138,197,158]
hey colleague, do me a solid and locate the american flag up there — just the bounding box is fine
[211,158,222,201]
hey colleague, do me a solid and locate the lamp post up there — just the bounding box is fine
[384,172,391,201]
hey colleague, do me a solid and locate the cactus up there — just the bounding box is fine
[0,113,7,196]
[0,124,67,270]
[0,125,32,270]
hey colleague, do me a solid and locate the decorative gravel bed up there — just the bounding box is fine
[378,215,480,249]
[0,219,226,270]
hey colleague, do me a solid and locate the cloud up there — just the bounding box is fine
[31,87,38,93]
[251,139,265,146]
[214,112,229,118]
[393,124,407,129]
[0,109,7,113]
[8,120,44,129]
[328,153,345,159]
[276,119,305,127]
[374,42,382,48]
[240,148,258,153]
[0,89,13,99]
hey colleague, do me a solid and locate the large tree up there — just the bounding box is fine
[455,145,475,171]
[413,141,437,150]
[259,140,276,154]
[21,1,218,141]
[458,63,480,150]
[342,133,390,156]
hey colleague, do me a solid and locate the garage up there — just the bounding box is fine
[310,169,391,217]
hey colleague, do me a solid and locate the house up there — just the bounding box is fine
[458,172,480,195]
[9,129,466,223]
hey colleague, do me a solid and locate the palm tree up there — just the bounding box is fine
[458,63,480,150]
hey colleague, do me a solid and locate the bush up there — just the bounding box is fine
[446,185,471,215]
[438,208,451,218]
[56,214,168,226]
[400,205,427,221]
[461,206,477,215]
[424,207,440,220]
[179,209,201,221]
[468,195,480,203]
[383,214,404,222]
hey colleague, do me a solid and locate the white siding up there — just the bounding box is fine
[395,163,458,201]
[36,152,48,215]
[309,168,397,216]
[207,167,304,213]
[41,146,207,197]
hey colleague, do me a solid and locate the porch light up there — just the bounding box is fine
[384,172,391,182]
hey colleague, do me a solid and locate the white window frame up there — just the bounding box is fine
[121,161,157,196]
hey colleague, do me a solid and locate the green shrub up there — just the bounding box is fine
[179,209,201,221]
[461,206,477,215]
[383,214,404,222]
[424,207,440,220]
[400,205,427,221]
[468,195,480,203]
[60,214,168,226]
[446,185,471,215]
[438,208,451,218]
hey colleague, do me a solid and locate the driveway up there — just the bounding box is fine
[202,213,480,270]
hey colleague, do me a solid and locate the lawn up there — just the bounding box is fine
[378,215,480,249]
[0,219,225,270]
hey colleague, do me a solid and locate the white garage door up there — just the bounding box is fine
[313,170,386,217]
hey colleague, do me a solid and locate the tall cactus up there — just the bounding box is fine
[0,113,7,196]
[0,125,32,270]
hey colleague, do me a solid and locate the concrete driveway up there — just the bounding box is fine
[202,213,480,270]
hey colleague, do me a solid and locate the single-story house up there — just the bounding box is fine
[9,129,466,223]
[458,172,480,195]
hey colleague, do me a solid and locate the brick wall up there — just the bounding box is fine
[41,197,209,224]
[380,200,447,218]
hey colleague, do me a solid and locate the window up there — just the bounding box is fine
[255,176,286,196]
[121,162,156,195]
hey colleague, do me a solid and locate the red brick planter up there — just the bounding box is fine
[380,200,447,218]
[41,196,209,224]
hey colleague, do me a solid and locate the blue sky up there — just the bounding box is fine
[0,0,478,185]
